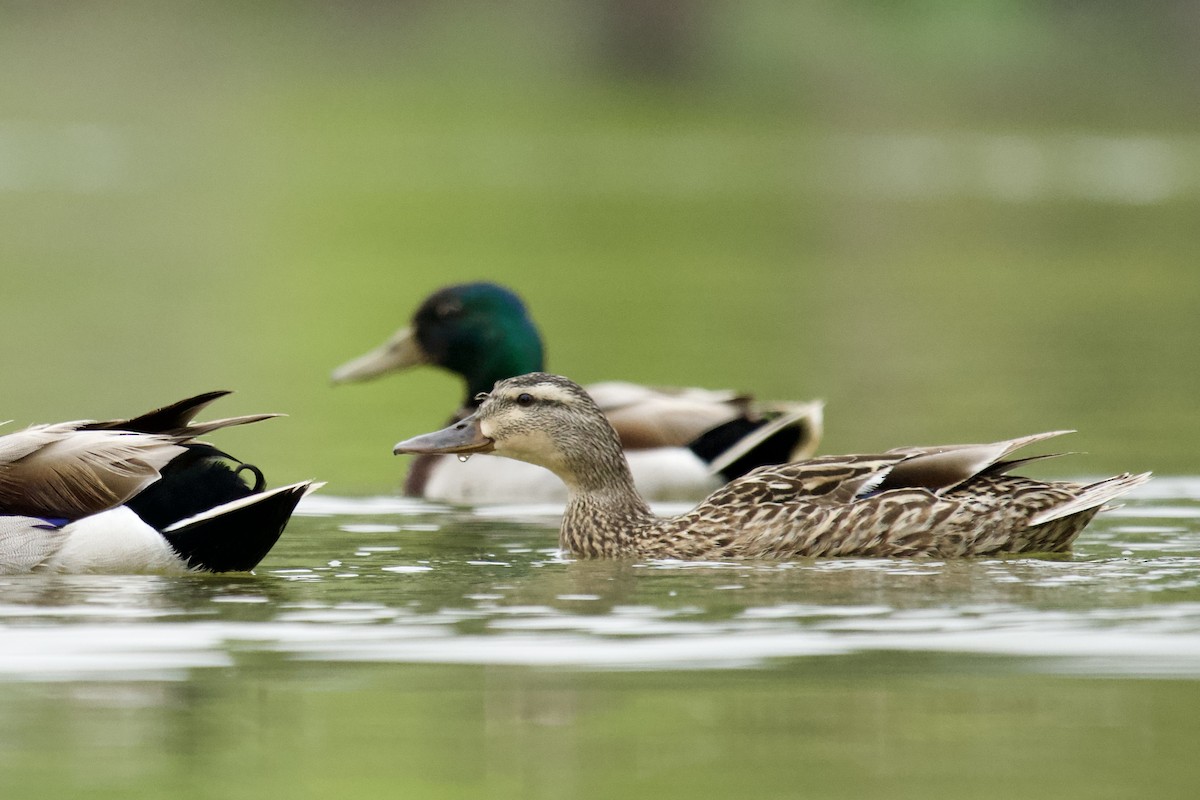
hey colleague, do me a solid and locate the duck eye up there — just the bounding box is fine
[516,393,535,407]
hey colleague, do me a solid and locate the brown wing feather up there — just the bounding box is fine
[0,391,279,519]
[877,431,1075,494]
[712,454,904,506]
[636,433,1139,559]
[0,428,185,518]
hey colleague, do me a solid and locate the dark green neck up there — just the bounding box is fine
[459,342,543,409]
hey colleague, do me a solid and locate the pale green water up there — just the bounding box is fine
[3,483,1200,798]
[2,4,1200,797]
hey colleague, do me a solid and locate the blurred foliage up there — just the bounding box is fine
[0,1,1197,491]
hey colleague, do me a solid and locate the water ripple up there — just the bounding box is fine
[0,483,1195,681]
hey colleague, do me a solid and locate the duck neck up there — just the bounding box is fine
[557,442,657,558]
[456,320,546,410]
[461,351,538,409]
[460,343,544,410]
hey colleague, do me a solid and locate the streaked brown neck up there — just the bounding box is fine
[557,442,656,558]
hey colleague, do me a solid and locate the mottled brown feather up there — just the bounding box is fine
[408,374,1151,561]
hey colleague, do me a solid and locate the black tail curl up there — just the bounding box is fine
[125,445,261,531]
[159,482,308,573]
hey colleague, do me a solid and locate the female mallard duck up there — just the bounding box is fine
[0,391,319,574]
[332,282,823,503]
[394,373,1150,559]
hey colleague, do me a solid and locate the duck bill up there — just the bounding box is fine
[394,417,495,456]
[331,327,429,384]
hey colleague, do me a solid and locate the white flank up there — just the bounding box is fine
[38,507,188,574]
[423,449,716,504]
[0,517,67,574]
[626,449,721,501]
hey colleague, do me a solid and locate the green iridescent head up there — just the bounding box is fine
[332,282,546,408]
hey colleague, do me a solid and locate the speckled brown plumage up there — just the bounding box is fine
[560,465,1137,559]
[395,373,1151,561]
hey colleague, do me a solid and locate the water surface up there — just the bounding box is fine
[1,480,1198,799]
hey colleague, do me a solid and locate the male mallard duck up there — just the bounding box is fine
[394,373,1150,559]
[0,391,319,574]
[332,282,823,503]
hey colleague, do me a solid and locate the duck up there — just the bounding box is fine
[332,281,823,503]
[0,391,319,574]
[394,373,1151,559]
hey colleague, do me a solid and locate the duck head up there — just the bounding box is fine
[393,373,631,492]
[332,282,546,407]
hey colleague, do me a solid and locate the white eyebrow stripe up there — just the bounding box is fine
[502,384,576,405]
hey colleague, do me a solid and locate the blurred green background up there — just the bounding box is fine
[1,1,1196,492]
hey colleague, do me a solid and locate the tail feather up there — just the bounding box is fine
[84,391,232,433]
[166,414,283,437]
[161,481,320,572]
[1030,472,1152,526]
[84,391,281,438]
